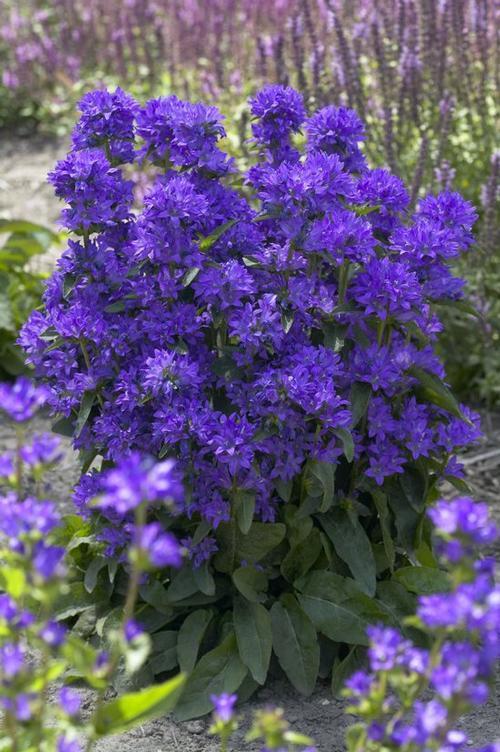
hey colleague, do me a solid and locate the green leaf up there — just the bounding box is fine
[181,266,201,287]
[411,367,469,422]
[150,630,178,674]
[306,460,335,513]
[331,646,365,697]
[318,508,377,596]
[166,565,199,602]
[0,219,59,240]
[399,465,428,512]
[214,521,286,573]
[386,478,422,550]
[75,391,95,439]
[297,571,386,645]
[281,310,295,333]
[232,566,268,603]
[0,293,14,332]
[177,610,213,673]
[174,633,248,720]
[198,219,237,252]
[84,556,107,594]
[334,427,354,463]
[92,673,185,736]
[371,488,395,572]
[193,562,216,596]
[104,300,126,313]
[280,529,322,583]
[234,489,255,534]
[349,382,371,427]
[393,566,450,595]
[376,581,416,627]
[270,594,319,696]
[51,416,74,437]
[234,598,272,684]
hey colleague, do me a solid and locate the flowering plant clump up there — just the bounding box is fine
[344,496,500,752]
[22,84,481,716]
[0,378,185,750]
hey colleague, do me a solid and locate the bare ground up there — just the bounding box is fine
[0,136,499,750]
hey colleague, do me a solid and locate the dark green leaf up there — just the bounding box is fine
[214,521,286,573]
[75,392,95,439]
[296,571,386,645]
[93,674,185,736]
[174,633,248,720]
[193,563,216,596]
[151,630,178,674]
[376,581,416,627]
[84,557,107,594]
[318,508,377,596]
[331,646,365,697]
[399,465,427,512]
[270,594,319,696]
[198,219,237,252]
[234,598,272,684]
[306,460,335,513]
[349,382,371,427]
[232,566,268,603]
[334,428,354,463]
[393,566,450,595]
[234,489,255,535]
[177,610,213,673]
[371,488,395,572]
[411,367,469,422]
[280,529,322,583]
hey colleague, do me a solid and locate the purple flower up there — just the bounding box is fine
[136,523,183,569]
[124,619,144,642]
[57,736,82,752]
[59,687,81,716]
[72,88,139,163]
[39,620,67,648]
[0,377,47,422]
[429,498,498,545]
[20,434,62,467]
[250,85,305,156]
[98,454,182,516]
[210,692,237,722]
[0,642,25,677]
[32,542,65,579]
[306,105,366,172]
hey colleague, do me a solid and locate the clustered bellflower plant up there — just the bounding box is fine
[21,84,482,717]
[344,496,500,752]
[0,378,185,751]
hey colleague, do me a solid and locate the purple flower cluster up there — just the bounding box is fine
[345,497,500,752]
[22,84,479,568]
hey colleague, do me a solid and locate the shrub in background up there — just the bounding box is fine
[0,219,59,380]
[22,85,481,716]
[0,377,185,751]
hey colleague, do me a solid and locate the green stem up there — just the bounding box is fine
[85,504,147,751]
[14,424,25,496]
[338,261,350,305]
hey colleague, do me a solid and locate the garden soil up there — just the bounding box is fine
[0,136,499,750]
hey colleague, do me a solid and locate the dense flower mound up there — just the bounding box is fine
[21,85,482,707]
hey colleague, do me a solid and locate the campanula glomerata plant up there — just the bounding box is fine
[0,378,185,750]
[21,84,482,717]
